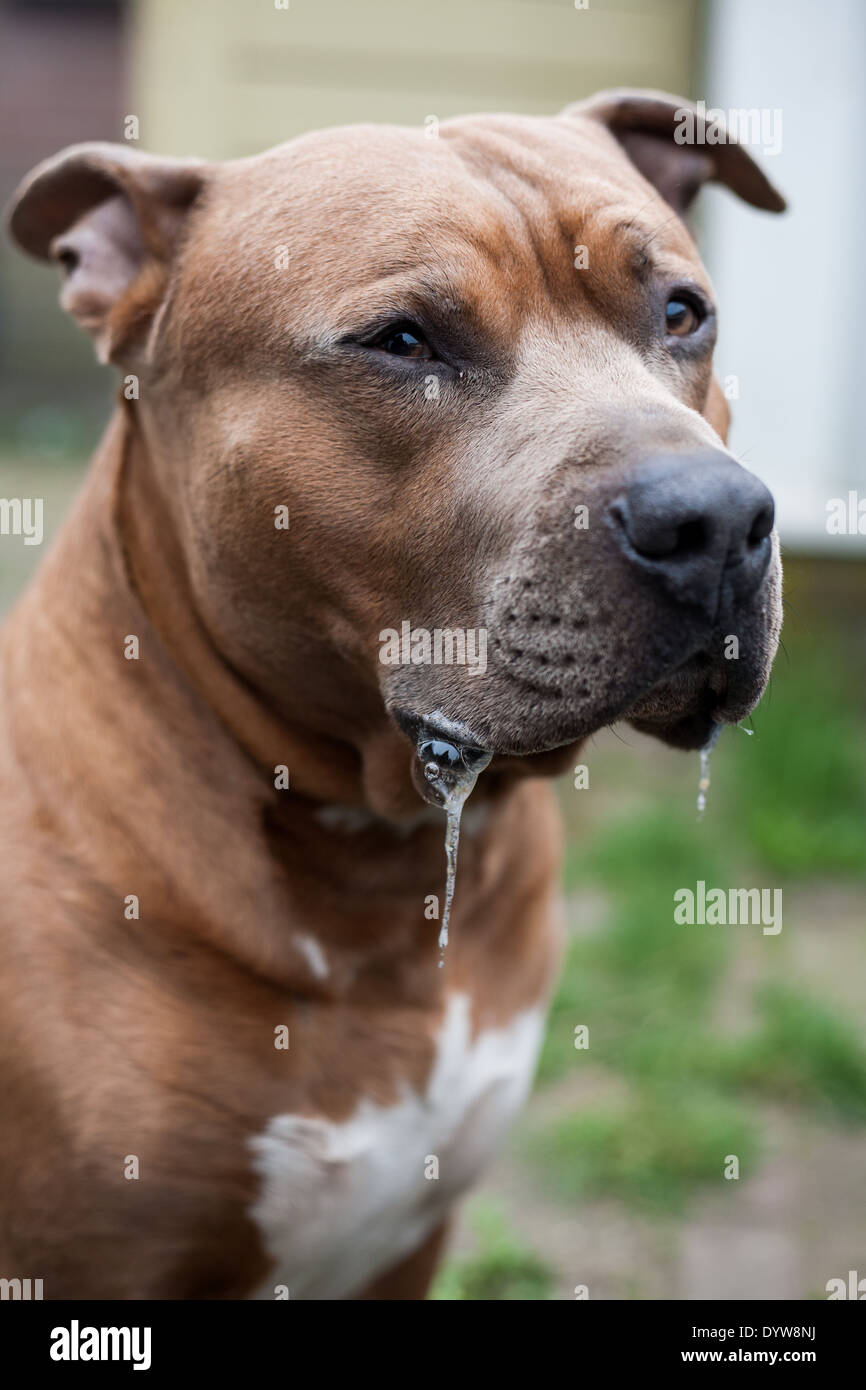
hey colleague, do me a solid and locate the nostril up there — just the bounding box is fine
[748,503,774,546]
[613,501,710,562]
[673,517,709,558]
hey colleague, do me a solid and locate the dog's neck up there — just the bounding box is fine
[115,407,368,804]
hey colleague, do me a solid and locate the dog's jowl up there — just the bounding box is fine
[0,91,783,1299]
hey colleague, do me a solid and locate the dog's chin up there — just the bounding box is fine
[624,652,771,750]
[389,651,770,767]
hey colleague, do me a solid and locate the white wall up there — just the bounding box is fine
[702,0,866,553]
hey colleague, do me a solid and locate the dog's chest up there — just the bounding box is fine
[248,993,543,1299]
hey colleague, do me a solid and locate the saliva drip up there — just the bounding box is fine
[697,720,751,815]
[696,722,723,819]
[411,725,492,967]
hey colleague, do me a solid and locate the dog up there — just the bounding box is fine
[0,90,783,1299]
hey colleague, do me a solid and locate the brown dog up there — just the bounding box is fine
[0,91,783,1299]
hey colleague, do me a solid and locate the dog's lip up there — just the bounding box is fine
[390,651,753,762]
[627,657,765,734]
[392,702,584,762]
[391,706,493,759]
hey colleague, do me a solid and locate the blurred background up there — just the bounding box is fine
[1,0,863,1299]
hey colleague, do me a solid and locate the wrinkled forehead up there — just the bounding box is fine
[181,114,707,350]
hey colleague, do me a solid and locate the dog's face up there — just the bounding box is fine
[9,92,784,778]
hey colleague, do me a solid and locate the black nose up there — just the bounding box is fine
[610,451,774,610]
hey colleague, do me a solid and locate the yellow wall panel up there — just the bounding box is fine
[132,0,699,159]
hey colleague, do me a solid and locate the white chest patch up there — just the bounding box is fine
[248,993,544,1300]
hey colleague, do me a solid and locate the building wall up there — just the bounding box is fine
[702,0,866,553]
[130,0,699,158]
[1,0,701,426]
[0,0,128,409]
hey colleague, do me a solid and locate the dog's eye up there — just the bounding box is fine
[368,323,435,360]
[664,294,703,337]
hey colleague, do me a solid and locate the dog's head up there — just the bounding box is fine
[8,91,784,794]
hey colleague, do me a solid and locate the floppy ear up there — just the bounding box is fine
[6,143,206,364]
[563,89,785,217]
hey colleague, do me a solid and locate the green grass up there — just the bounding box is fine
[532,603,866,1218]
[726,640,866,878]
[431,1204,554,1301]
[542,812,729,1086]
[531,1085,758,1213]
[717,984,866,1122]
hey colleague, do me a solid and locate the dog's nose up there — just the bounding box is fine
[610,451,774,608]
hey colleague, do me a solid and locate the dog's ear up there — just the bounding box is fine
[563,89,785,217]
[6,143,206,364]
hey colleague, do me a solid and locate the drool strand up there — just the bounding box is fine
[438,801,463,961]
[696,722,723,819]
[411,725,492,967]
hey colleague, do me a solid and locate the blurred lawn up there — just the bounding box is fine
[440,556,866,1299]
[1,447,863,1300]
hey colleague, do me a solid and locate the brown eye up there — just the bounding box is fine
[665,295,702,337]
[371,324,434,359]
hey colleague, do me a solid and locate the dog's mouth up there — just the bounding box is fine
[392,708,494,791]
[621,652,733,751]
[390,642,763,772]
[623,636,777,749]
